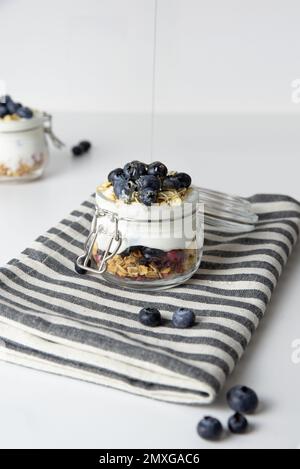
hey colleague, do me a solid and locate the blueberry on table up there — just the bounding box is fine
[108,168,124,183]
[172,308,196,328]
[136,175,161,191]
[138,188,158,206]
[79,140,91,152]
[197,416,223,440]
[0,104,8,118]
[228,413,248,434]
[227,385,258,414]
[16,106,33,118]
[147,161,168,178]
[72,145,84,156]
[139,307,162,327]
[123,160,147,180]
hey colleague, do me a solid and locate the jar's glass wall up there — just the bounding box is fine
[92,198,204,291]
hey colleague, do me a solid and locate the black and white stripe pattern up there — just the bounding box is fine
[0,194,299,404]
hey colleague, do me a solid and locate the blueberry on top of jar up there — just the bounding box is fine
[0,95,34,120]
[105,160,192,206]
[114,177,136,203]
[123,160,148,181]
[0,104,7,118]
[162,175,182,191]
[138,188,158,206]
[136,175,161,192]
[108,168,124,183]
[147,161,168,178]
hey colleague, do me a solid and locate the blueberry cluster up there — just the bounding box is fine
[138,306,196,328]
[72,140,91,157]
[108,160,192,205]
[0,95,33,119]
[197,385,259,440]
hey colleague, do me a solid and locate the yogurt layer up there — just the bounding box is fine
[95,185,202,252]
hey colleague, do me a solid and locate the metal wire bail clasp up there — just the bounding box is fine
[43,112,65,149]
[76,207,122,275]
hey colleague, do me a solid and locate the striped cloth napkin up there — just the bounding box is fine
[0,194,299,404]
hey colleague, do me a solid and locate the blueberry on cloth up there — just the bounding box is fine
[172,308,196,328]
[79,140,91,152]
[147,161,168,178]
[72,145,83,156]
[228,413,248,434]
[123,160,147,181]
[16,106,33,119]
[0,104,8,118]
[227,385,258,414]
[197,416,223,440]
[138,307,162,327]
[108,168,124,183]
[138,188,158,206]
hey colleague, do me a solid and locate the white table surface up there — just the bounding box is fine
[0,112,299,449]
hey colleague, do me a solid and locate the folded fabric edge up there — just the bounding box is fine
[0,342,215,406]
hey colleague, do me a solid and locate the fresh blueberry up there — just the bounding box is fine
[113,177,125,198]
[161,175,181,190]
[6,98,21,115]
[114,178,135,203]
[172,308,196,328]
[108,168,124,183]
[0,104,8,118]
[2,95,12,105]
[197,416,223,440]
[123,160,147,181]
[16,106,33,119]
[227,385,258,414]
[72,145,83,156]
[138,188,158,206]
[136,175,161,191]
[120,180,136,202]
[138,307,162,327]
[228,413,248,434]
[176,172,192,188]
[147,161,168,178]
[79,140,91,152]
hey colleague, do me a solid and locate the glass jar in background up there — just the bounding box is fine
[0,112,63,181]
[77,187,204,291]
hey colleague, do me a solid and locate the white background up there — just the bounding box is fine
[1,0,300,113]
[0,0,300,450]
